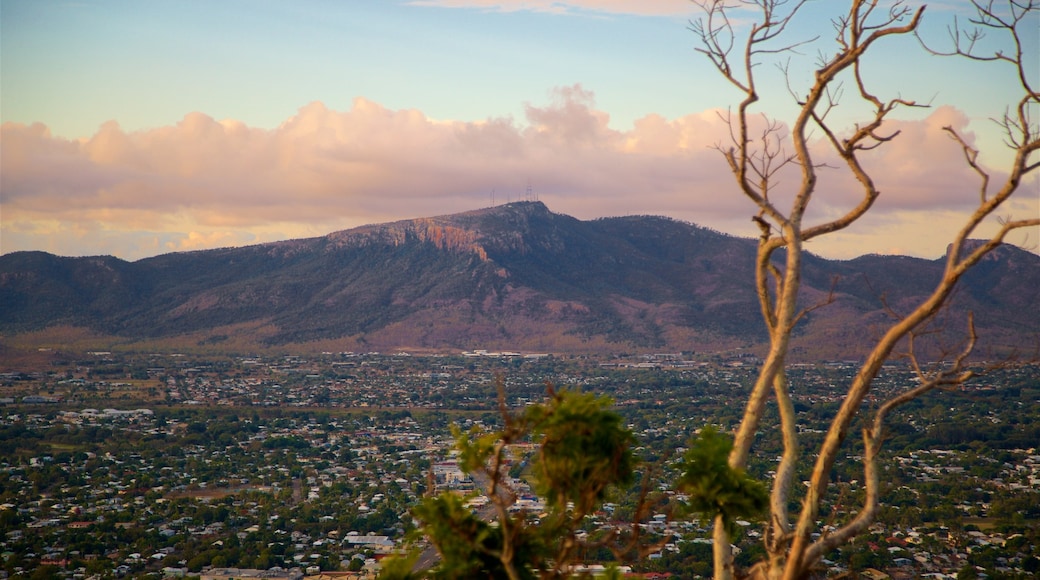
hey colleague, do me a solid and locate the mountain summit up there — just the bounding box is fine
[2,202,1037,359]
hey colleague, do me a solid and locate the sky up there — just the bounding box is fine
[2,0,1037,261]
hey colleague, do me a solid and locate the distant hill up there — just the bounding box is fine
[2,202,1037,360]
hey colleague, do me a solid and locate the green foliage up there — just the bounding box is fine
[409,493,541,580]
[261,435,311,450]
[524,388,636,519]
[675,426,768,533]
[400,384,636,579]
[377,550,422,579]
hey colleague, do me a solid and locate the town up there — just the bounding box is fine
[1,350,1038,579]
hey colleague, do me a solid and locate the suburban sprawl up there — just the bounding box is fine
[2,351,1038,579]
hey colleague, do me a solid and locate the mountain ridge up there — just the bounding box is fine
[2,202,1037,360]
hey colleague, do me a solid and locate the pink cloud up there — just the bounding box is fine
[800,105,1001,229]
[168,230,253,253]
[1,87,1035,261]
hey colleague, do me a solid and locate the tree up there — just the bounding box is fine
[675,426,768,535]
[388,382,637,579]
[687,1,1039,578]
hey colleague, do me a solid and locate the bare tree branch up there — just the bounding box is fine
[690,1,1039,579]
[806,316,978,560]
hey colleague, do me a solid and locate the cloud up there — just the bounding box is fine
[167,230,255,253]
[406,0,696,17]
[2,87,1036,261]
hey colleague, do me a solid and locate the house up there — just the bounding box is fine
[201,568,303,580]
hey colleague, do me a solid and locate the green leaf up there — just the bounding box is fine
[526,389,637,519]
[676,426,768,533]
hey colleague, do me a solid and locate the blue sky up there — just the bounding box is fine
[3,0,710,137]
[2,0,1037,260]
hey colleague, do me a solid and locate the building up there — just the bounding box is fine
[201,568,303,580]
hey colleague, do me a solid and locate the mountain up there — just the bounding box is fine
[2,202,1037,360]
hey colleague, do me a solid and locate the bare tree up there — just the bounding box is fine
[688,1,1039,578]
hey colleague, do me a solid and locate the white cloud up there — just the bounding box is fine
[2,87,1036,261]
